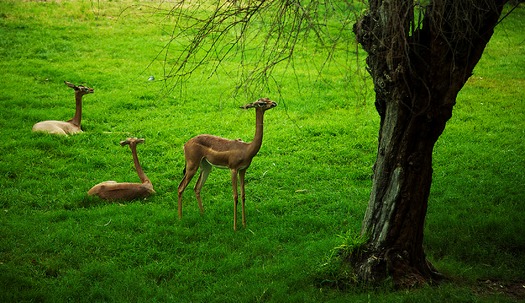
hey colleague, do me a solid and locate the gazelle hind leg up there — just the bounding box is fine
[178,165,198,218]
[194,160,212,214]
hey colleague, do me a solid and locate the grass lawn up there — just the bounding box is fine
[0,1,524,302]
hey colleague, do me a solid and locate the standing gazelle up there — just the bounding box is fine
[177,98,277,230]
[32,81,94,135]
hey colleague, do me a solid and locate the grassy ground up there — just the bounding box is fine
[0,1,524,302]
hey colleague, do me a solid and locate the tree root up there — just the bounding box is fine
[349,246,444,289]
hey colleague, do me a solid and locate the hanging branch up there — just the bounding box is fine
[158,0,363,97]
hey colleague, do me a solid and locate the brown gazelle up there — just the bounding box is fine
[32,81,94,135]
[88,138,155,201]
[178,98,277,230]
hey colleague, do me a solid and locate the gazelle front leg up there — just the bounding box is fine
[231,169,239,231]
[239,169,247,228]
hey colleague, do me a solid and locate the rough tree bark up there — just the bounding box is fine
[351,0,507,287]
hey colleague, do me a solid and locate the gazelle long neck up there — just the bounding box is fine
[131,145,151,184]
[247,109,265,156]
[70,93,83,127]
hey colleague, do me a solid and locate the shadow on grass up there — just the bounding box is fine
[76,195,154,209]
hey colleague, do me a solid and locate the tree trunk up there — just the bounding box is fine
[353,93,446,287]
[351,0,507,287]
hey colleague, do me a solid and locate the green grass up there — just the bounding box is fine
[1,1,524,302]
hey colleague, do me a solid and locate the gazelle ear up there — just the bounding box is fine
[120,138,144,146]
[120,138,132,147]
[254,98,270,107]
[64,81,77,89]
[240,103,254,109]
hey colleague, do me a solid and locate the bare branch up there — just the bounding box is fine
[158,0,365,98]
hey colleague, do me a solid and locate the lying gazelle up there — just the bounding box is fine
[32,81,94,135]
[88,138,155,201]
[177,98,277,230]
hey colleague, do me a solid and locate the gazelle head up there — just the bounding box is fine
[240,98,277,111]
[64,81,94,95]
[120,137,145,147]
